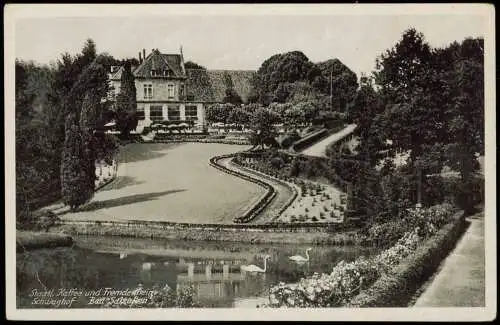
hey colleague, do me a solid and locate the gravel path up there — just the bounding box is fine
[217,157,295,223]
[413,213,485,307]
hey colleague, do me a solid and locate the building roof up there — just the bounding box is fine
[134,49,185,78]
[185,69,255,103]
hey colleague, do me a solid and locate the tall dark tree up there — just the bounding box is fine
[115,61,138,136]
[374,28,446,167]
[60,114,88,210]
[79,92,99,202]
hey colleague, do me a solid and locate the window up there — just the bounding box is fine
[136,106,145,120]
[180,84,185,98]
[167,84,175,99]
[150,105,163,121]
[143,84,153,99]
[168,105,180,121]
[185,105,198,121]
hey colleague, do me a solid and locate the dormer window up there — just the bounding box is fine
[151,69,157,77]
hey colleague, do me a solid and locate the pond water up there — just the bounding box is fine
[17,236,379,308]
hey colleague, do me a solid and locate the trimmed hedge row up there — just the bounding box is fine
[17,231,74,251]
[346,211,467,307]
[150,138,250,145]
[209,153,277,223]
[291,128,328,152]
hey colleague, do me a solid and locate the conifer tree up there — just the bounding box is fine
[116,61,138,136]
[61,114,88,210]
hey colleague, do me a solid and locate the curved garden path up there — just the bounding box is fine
[217,156,295,223]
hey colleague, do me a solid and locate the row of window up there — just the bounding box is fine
[143,83,185,100]
[136,105,198,121]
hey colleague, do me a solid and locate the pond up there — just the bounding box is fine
[17,236,380,308]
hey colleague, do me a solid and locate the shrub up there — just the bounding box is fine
[18,210,61,232]
[311,217,319,222]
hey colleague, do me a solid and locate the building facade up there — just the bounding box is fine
[108,48,255,132]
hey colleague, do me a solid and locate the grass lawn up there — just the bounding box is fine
[57,143,266,224]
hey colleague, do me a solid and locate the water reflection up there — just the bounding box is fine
[16,236,380,308]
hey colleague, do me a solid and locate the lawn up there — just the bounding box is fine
[58,143,266,224]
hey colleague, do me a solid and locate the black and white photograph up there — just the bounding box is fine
[5,3,496,321]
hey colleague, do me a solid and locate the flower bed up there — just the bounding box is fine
[235,155,347,223]
[264,204,461,308]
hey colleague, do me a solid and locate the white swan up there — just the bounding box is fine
[119,253,127,259]
[289,248,312,263]
[241,255,271,273]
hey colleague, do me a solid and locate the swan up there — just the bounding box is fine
[119,253,127,259]
[241,255,271,273]
[289,248,312,263]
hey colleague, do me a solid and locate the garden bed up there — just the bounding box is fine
[346,210,467,307]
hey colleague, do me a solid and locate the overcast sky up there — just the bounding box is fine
[15,12,485,77]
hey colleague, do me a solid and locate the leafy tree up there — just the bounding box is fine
[248,108,280,149]
[184,61,206,70]
[441,38,484,182]
[252,51,314,105]
[205,103,235,124]
[374,28,446,167]
[228,106,251,127]
[222,88,243,106]
[115,61,138,136]
[312,59,358,111]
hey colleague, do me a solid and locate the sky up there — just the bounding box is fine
[14,10,485,78]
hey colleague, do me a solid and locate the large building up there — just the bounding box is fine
[108,48,255,132]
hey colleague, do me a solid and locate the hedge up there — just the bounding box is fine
[346,210,467,307]
[291,128,328,152]
[17,231,74,251]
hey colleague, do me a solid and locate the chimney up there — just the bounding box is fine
[139,52,142,64]
[143,49,146,60]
